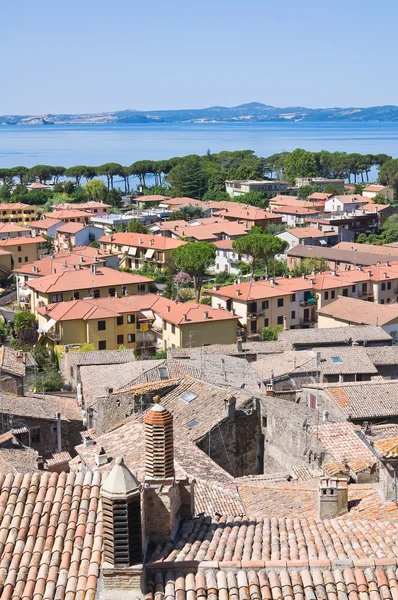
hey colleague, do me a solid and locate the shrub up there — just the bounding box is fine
[177,288,195,302]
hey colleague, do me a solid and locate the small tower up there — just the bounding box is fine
[144,403,174,479]
[318,476,348,519]
[101,457,142,566]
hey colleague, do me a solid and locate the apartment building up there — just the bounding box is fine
[44,209,90,224]
[276,227,339,253]
[363,184,394,203]
[295,177,345,194]
[270,205,321,227]
[305,211,380,242]
[0,236,46,268]
[268,196,323,211]
[99,232,185,270]
[27,218,64,238]
[0,203,40,225]
[0,223,31,239]
[36,293,237,351]
[54,201,110,215]
[225,179,289,198]
[209,277,317,333]
[324,195,370,213]
[14,246,119,305]
[287,243,398,270]
[55,223,103,252]
[208,201,283,228]
[28,265,153,312]
[211,239,250,275]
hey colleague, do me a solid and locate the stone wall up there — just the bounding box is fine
[196,399,262,477]
[0,374,23,396]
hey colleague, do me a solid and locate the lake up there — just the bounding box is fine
[0,122,396,177]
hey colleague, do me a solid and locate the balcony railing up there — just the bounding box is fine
[46,329,61,341]
[359,291,374,299]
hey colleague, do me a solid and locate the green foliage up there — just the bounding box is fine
[0,319,10,342]
[214,271,236,286]
[201,190,230,201]
[13,310,38,348]
[379,159,398,193]
[356,233,367,244]
[200,296,211,305]
[179,205,204,220]
[289,257,330,276]
[171,241,216,301]
[169,211,185,221]
[38,369,64,392]
[177,288,195,302]
[260,326,282,341]
[373,193,387,205]
[324,185,338,195]
[33,345,59,372]
[89,241,100,248]
[72,342,97,352]
[233,191,268,208]
[232,234,288,275]
[167,155,207,199]
[84,179,108,201]
[106,188,123,208]
[297,185,314,199]
[152,349,167,360]
[381,215,398,243]
[283,149,318,185]
[128,220,148,233]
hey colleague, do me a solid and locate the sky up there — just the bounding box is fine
[1,0,396,114]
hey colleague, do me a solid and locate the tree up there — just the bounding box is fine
[84,179,108,201]
[289,257,330,277]
[283,149,318,185]
[128,220,148,233]
[373,193,387,205]
[130,160,153,189]
[169,210,185,221]
[28,165,53,184]
[297,185,314,199]
[65,165,87,185]
[232,234,288,276]
[381,215,398,243]
[97,163,123,189]
[171,242,216,301]
[233,191,268,208]
[10,166,28,185]
[379,159,398,196]
[13,310,38,348]
[50,166,66,183]
[167,155,207,199]
[106,188,123,208]
[260,326,282,341]
[0,169,13,187]
[179,205,204,220]
[202,190,230,201]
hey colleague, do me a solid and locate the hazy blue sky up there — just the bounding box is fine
[2,0,395,114]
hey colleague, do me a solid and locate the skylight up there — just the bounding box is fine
[181,391,198,403]
[331,356,342,363]
[158,367,169,379]
[186,419,199,429]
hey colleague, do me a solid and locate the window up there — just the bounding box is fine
[109,287,116,297]
[331,290,335,299]
[352,285,356,293]
[98,320,106,331]
[262,300,269,310]
[117,316,124,326]
[18,246,21,251]
[99,340,107,350]
[181,391,198,403]
[264,318,269,327]
[381,299,385,304]
[138,284,146,293]
[30,426,41,444]
[159,367,169,379]
[24,256,28,262]
[117,334,124,345]
[381,282,386,291]
[291,294,296,302]
[277,315,284,325]
[248,302,257,314]
[277,298,284,307]
[309,394,317,409]
[291,311,296,320]
[163,320,167,330]
[342,288,348,297]
[388,282,392,290]
[324,291,329,300]
[73,292,80,300]
[127,333,135,343]
[93,289,100,298]
[51,294,63,303]
[70,367,74,377]
[127,314,135,324]
[250,320,257,332]
[18,257,22,263]
[171,324,175,334]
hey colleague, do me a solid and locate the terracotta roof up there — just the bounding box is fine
[0,202,32,209]
[283,226,334,239]
[272,206,320,215]
[374,437,398,459]
[208,277,313,302]
[145,565,398,600]
[26,182,51,189]
[0,236,45,247]
[13,251,109,276]
[161,197,203,206]
[99,231,185,250]
[136,194,170,201]
[329,194,370,204]
[56,222,87,234]
[213,239,235,250]
[335,242,398,256]
[318,380,398,420]
[27,266,153,293]
[0,391,82,422]
[287,244,398,265]
[279,325,392,348]
[312,422,376,474]
[309,192,334,200]
[318,296,398,326]
[28,218,64,230]
[271,197,323,208]
[0,470,102,600]
[0,223,30,234]
[174,221,249,241]
[156,303,238,326]
[45,209,90,219]
[364,185,388,192]
[212,202,275,221]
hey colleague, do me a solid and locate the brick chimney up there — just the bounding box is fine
[317,476,348,519]
[144,404,174,479]
[101,456,142,566]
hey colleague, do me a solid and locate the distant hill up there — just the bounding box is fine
[3,103,398,124]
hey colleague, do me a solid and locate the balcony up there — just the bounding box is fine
[359,291,374,299]
[300,291,317,307]
[47,329,61,342]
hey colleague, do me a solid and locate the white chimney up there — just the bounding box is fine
[204,311,209,319]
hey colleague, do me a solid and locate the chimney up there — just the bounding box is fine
[95,447,109,467]
[283,315,288,330]
[16,351,24,363]
[55,412,62,453]
[166,305,171,312]
[368,270,372,277]
[236,290,241,297]
[270,278,275,285]
[139,238,142,244]
[204,311,209,319]
[237,339,243,353]
[101,457,142,566]
[317,476,348,519]
[144,404,174,479]
[384,272,388,279]
[79,255,84,263]
[386,261,390,266]
[150,238,154,246]
[323,410,329,423]
[224,396,236,419]
[90,264,97,275]
[331,270,336,276]
[302,274,306,279]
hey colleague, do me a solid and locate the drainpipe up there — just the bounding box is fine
[55,412,62,453]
